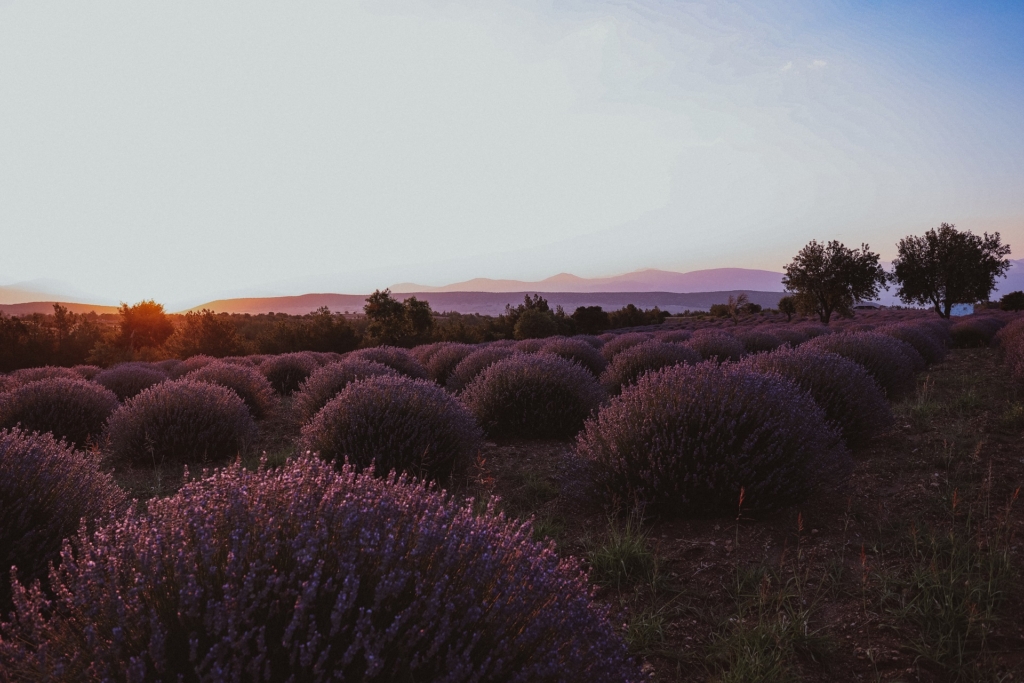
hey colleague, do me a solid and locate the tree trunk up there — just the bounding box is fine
[942,301,952,319]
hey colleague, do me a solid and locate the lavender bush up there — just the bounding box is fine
[513,338,546,354]
[445,346,515,394]
[654,330,692,344]
[600,332,653,361]
[805,332,924,398]
[572,334,605,349]
[766,326,809,347]
[300,375,482,481]
[70,364,102,380]
[950,316,1004,348]
[539,337,608,376]
[0,378,119,449]
[577,362,850,514]
[462,354,606,439]
[685,330,746,363]
[601,340,702,395]
[348,346,429,379]
[733,329,784,354]
[0,428,125,613]
[259,352,320,394]
[876,323,947,365]
[0,457,642,682]
[185,361,278,420]
[104,379,257,465]
[155,358,186,378]
[423,342,476,385]
[292,359,398,424]
[742,347,893,447]
[94,363,169,401]
[6,366,81,387]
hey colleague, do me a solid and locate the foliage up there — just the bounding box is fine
[113,300,175,351]
[299,375,483,481]
[104,379,257,465]
[891,223,1012,318]
[514,307,559,340]
[4,366,82,387]
[876,322,948,365]
[733,329,784,354]
[607,304,668,329]
[742,347,893,447]
[445,346,515,393]
[999,290,1024,311]
[601,340,702,395]
[167,308,247,358]
[600,332,653,361]
[256,307,361,355]
[462,354,606,439]
[0,428,125,613]
[777,295,797,322]
[258,352,320,394]
[576,362,850,514]
[93,362,168,401]
[949,317,1004,348]
[348,346,429,379]
[804,331,924,398]
[686,329,746,362]
[184,361,278,420]
[0,378,120,449]
[423,342,476,385]
[572,305,611,334]
[0,305,105,372]
[363,290,434,346]
[0,457,641,682]
[539,336,608,376]
[292,359,398,424]
[782,240,887,323]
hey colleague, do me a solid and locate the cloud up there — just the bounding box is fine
[809,59,828,69]
[780,61,793,71]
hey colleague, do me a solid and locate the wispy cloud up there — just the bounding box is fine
[809,59,828,69]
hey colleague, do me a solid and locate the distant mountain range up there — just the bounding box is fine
[390,268,787,294]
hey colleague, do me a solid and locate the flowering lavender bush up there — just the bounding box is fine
[348,346,429,379]
[0,428,125,613]
[796,323,830,339]
[685,329,746,363]
[259,352,321,394]
[70,364,102,380]
[917,319,953,347]
[462,354,606,439]
[950,316,1005,348]
[513,338,546,354]
[6,366,81,387]
[179,354,217,375]
[876,323,948,365]
[155,358,186,378]
[185,361,278,420]
[0,378,119,449]
[742,347,893,447]
[292,359,398,424]
[600,332,653,361]
[423,342,475,385]
[766,326,809,347]
[601,340,702,395]
[539,337,608,376]
[733,329,784,354]
[0,457,642,682]
[445,346,516,393]
[655,330,692,343]
[997,319,1024,381]
[576,363,849,514]
[572,334,605,349]
[300,376,482,481]
[804,332,924,398]
[104,379,257,465]
[94,363,169,401]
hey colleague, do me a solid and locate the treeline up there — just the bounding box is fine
[0,293,669,371]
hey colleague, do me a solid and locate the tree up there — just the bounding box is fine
[727,293,749,325]
[115,300,175,351]
[999,291,1024,312]
[782,240,887,324]
[513,308,558,340]
[571,306,610,334]
[363,290,434,346]
[168,309,246,358]
[891,223,1012,318]
[777,296,797,322]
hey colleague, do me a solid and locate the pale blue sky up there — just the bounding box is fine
[1,0,1021,307]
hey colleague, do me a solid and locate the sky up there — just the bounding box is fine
[0,0,1022,308]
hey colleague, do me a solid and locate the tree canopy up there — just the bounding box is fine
[890,223,1011,318]
[782,240,887,324]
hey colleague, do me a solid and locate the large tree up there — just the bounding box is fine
[890,223,1011,318]
[116,300,175,351]
[782,240,887,324]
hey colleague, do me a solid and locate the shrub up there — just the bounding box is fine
[0,428,125,613]
[600,333,653,361]
[155,358,186,378]
[767,326,809,347]
[514,308,558,340]
[185,361,278,420]
[876,323,948,365]
[93,363,169,401]
[0,457,642,682]
[300,376,482,481]
[539,337,608,376]
[733,329,784,354]
[423,342,475,385]
[0,378,119,449]
[348,346,429,379]
[601,340,702,395]
[917,318,954,347]
[446,346,516,393]
[292,359,398,424]
[259,352,320,394]
[6,366,81,387]
[104,379,257,465]
[742,347,893,447]
[572,334,605,349]
[997,319,1024,381]
[576,363,850,514]
[462,354,605,439]
[70,364,102,380]
[655,330,692,343]
[950,316,1004,348]
[685,330,746,362]
[410,341,443,364]
[796,323,830,338]
[804,332,924,398]
[514,338,546,354]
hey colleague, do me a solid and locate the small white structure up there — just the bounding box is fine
[950,303,974,317]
